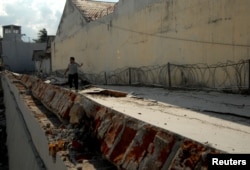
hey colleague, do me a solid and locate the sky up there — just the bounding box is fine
[0,0,118,42]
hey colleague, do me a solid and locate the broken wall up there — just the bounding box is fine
[1,74,68,170]
[1,71,225,169]
[35,58,51,75]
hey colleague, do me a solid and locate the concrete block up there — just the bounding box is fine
[57,91,76,119]
[42,86,56,105]
[31,79,40,97]
[35,83,47,102]
[32,81,77,120]
[120,125,158,169]
[20,75,36,89]
[80,96,101,118]
[96,118,112,139]
[32,79,47,99]
[47,89,73,118]
[100,115,124,156]
[108,119,139,164]
[49,89,66,115]
[138,131,176,170]
[20,74,29,83]
[69,103,84,124]
[169,139,219,170]
[95,108,113,140]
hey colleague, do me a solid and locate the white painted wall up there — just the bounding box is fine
[35,58,51,75]
[52,0,250,74]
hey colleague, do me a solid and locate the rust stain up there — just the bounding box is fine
[110,126,137,163]
[49,140,66,158]
[170,140,213,169]
[3,72,224,169]
[125,126,157,161]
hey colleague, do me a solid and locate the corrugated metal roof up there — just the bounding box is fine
[71,0,116,22]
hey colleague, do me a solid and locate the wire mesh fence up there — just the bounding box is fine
[83,59,250,93]
[170,60,249,92]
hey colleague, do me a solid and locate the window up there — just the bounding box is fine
[13,29,19,34]
[4,28,11,34]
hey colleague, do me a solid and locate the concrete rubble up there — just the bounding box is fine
[42,71,89,87]
[1,71,250,170]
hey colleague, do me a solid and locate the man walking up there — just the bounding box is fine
[64,57,83,91]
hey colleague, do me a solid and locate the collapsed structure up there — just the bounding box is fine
[1,1,250,169]
[2,70,250,169]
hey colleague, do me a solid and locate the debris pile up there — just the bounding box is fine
[7,72,116,169]
[3,71,225,169]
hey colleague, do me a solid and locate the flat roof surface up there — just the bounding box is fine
[79,85,250,153]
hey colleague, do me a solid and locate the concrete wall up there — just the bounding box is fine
[35,58,51,75]
[2,41,46,72]
[52,0,250,74]
[2,71,225,169]
[1,74,68,170]
[56,0,88,41]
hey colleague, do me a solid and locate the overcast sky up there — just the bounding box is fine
[0,0,118,42]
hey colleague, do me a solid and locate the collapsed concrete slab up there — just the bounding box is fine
[3,71,249,169]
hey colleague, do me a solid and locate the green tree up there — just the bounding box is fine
[33,28,48,43]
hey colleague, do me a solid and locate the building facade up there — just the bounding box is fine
[1,25,46,73]
[52,0,250,90]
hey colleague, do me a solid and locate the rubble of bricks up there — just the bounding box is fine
[5,71,223,169]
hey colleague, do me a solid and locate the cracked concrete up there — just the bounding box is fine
[97,86,250,118]
[85,85,250,153]
[2,72,250,170]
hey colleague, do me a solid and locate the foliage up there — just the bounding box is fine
[33,28,48,43]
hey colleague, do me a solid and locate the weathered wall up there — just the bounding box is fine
[1,74,68,170]
[56,0,88,41]
[2,41,46,72]
[35,58,51,75]
[53,0,250,74]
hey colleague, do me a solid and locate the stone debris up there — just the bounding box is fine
[69,103,84,125]
[3,71,226,170]
[43,71,91,88]
[44,76,67,85]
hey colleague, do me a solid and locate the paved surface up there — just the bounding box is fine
[98,85,250,118]
[79,85,250,153]
[4,72,249,169]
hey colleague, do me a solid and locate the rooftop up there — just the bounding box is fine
[72,0,116,22]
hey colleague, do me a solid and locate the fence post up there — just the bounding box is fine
[104,72,107,85]
[129,67,132,85]
[168,62,172,89]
